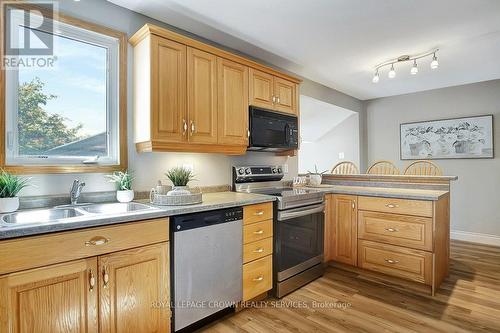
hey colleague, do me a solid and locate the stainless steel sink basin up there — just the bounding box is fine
[80,202,154,214]
[2,208,84,225]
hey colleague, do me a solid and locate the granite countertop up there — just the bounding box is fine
[0,192,275,240]
[308,185,449,200]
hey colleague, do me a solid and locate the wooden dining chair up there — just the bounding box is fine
[331,161,359,175]
[366,160,400,175]
[403,160,443,176]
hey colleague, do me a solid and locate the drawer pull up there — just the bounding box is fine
[103,266,109,288]
[385,203,399,208]
[254,211,265,216]
[253,248,264,253]
[253,230,264,235]
[252,275,264,282]
[89,269,95,292]
[85,236,109,246]
[385,227,399,232]
[384,259,399,264]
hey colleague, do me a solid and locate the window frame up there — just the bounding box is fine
[0,4,127,174]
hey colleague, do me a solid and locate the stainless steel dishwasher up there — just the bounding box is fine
[171,207,243,332]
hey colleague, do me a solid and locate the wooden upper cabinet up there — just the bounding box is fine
[99,243,170,333]
[249,68,298,115]
[332,194,358,266]
[187,47,218,144]
[217,58,249,146]
[274,77,297,115]
[249,68,274,109]
[0,258,98,333]
[151,36,187,144]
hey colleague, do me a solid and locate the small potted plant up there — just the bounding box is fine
[165,167,195,196]
[307,165,328,187]
[0,170,31,213]
[106,170,134,203]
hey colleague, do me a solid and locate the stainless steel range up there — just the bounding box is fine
[233,165,325,298]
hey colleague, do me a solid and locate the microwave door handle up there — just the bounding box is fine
[284,124,290,145]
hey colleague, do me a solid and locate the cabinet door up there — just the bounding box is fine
[0,258,98,333]
[332,194,358,266]
[217,58,249,146]
[151,36,187,143]
[249,68,274,109]
[274,77,297,115]
[99,243,170,333]
[187,47,218,144]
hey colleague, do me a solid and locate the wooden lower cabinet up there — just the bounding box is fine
[325,194,450,295]
[331,194,358,266]
[99,243,170,333]
[0,219,171,333]
[0,258,98,333]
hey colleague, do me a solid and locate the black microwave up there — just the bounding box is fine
[248,106,299,151]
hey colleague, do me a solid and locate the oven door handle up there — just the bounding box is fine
[278,204,325,221]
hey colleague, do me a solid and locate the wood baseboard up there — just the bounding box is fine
[451,230,500,246]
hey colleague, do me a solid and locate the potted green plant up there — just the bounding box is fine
[165,167,195,196]
[0,170,31,213]
[307,165,328,186]
[106,170,135,203]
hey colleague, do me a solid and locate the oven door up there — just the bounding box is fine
[276,204,324,281]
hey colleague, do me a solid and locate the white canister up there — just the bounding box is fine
[116,190,134,203]
[0,197,20,213]
[309,174,322,187]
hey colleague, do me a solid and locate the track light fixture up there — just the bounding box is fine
[372,48,439,83]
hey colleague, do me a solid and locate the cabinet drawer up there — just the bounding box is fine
[358,211,433,251]
[358,196,433,217]
[243,255,272,301]
[243,219,273,244]
[243,237,273,263]
[358,240,432,285]
[0,218,169,275]
[244,202,273,225]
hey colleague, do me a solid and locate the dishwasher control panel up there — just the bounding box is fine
[172,207,243,232]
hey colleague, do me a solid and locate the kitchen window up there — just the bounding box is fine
[1,6,127,173]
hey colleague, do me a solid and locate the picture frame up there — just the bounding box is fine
[400,115,494,160]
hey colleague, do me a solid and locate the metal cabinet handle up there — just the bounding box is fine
[85,236,109,246]
[385,227,398,232]
[253,230,264,235]
[103,266,109,289]
[252,276,264,282]
[190,121,195,135]
[352,202,355,210]
[384,259,399,264]
[272,96,276,103]
[385,203,399,208]
[89,269,95,292]
[247,129,250,138]
[254,211,264,216]
[253,248,264,253]
[182,119,187,135]
[277,96,280,104]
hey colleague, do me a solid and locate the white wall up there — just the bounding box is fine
[366,79,500,237]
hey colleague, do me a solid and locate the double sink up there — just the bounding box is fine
[1,202,159,227]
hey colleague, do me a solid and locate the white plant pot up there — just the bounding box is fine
[167,186,191,196]
[116,190,134,203]
[0,197,20,213]
[309,174,322,187]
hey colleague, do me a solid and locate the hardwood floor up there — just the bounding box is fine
[201,240,500,333]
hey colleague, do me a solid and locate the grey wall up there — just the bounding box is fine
[19,0,362,195]
[366,79,500,237]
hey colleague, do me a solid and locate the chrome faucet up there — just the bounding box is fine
[70,179,86,205]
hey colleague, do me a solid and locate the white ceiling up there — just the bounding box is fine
[300,95,355,142]
[110,0,500,100]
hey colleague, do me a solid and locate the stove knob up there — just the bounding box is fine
[245,168,251,175]
[278,167,282,173]
[272,167,277,174]
[237,168,244,175]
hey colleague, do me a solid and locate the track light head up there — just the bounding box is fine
[411,60,418,75]
[388,64,396,79]
[372,71,380,83]
[430,53,439,69]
